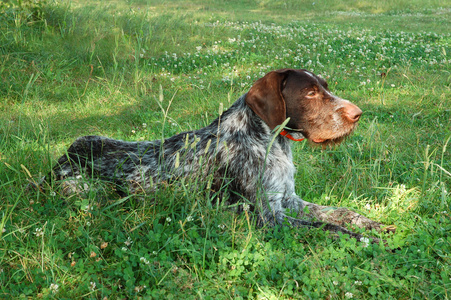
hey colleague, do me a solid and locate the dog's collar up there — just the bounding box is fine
[280,129,305,142]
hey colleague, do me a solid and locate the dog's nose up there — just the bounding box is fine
[344,104,362,123]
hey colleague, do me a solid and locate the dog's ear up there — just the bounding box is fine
[245,69,292,130]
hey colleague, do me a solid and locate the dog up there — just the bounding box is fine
[47,68,385,239]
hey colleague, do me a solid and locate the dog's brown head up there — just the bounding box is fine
[245,68,362,146]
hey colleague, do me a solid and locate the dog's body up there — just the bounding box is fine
[50,69,384,237]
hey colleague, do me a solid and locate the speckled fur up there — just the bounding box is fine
[52,95,301,223]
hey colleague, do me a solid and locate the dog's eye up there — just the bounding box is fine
[307,91,317,97]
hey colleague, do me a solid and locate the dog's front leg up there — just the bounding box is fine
[271,197,379,243]
[301,200,390,232]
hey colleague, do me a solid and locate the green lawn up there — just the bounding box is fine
[1,0,450,298]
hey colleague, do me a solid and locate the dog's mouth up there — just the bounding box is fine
[311,138,326,143]
[306,121,358,146]
[285,125,356,146]
[309,137,344,147]
[309,131,354,146]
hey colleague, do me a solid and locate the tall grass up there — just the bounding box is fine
[0,0,450,298]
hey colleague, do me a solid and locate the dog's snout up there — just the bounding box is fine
[344,104,362,123]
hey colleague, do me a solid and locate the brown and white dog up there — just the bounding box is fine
[46,69,386,240]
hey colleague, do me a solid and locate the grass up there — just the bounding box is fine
[1,0,450,298]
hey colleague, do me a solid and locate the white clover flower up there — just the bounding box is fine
[243,203,250,212]
[121,247,128,252]
[400,184,406,192]
[152,251,158,255]
[142,123,147,128]
[49,191,56,197]
[186,215,194,222]
[345,292,353,299]
[365,204,371,210]
[196,46,202,51]
[34,228,44,237]
[218,224,225,229]
[333,281,339,286]
[134,285,146,292]
[124,237,133,246]
[354,280,362,286]
[360,237,370,248]
[89,282,96,291]
[140,257,150,264]
[166,217,172,222]
[49,283,59,294]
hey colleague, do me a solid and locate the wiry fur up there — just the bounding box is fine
[53,95,300,221]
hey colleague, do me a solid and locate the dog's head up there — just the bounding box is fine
[245,68,362,145]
